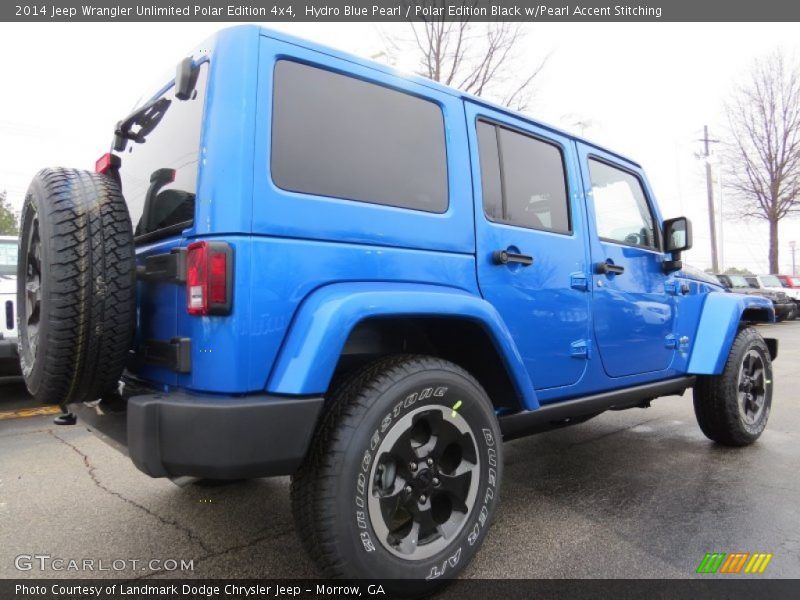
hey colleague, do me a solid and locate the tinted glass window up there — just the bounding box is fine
[0,240,16,276]
[589,159,657,249]
[476,121,570,233]
[271,60,448,213]
[727,275,749,287]
[760,275,782,288]
[118,63,208,242]
[476,121,502,221]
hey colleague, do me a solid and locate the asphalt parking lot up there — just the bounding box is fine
[1,322,798,580]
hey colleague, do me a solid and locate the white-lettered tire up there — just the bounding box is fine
[693,327,773,446]
[17,168,135,405]
[291,355,502,583]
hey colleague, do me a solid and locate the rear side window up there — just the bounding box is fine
[271,60,448,213]
[118,62,208,243]
[476,121,570,234]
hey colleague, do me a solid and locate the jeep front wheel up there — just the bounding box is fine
[693,327,773,446]
[291,355,502,582]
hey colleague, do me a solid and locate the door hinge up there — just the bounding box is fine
[138,337,192,373]
[570,272,589,291]
[665,334,690,351]
[664,279,690,296]
[136,248,187,283]
[570,339,591,359]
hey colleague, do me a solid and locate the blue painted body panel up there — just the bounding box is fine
[687,292,774,374]
[123,24,776,413]
[243,237,481,393]
[266,282,538,410]
[575,142,676,379]
[464,102,592,392]
[251,35,475,254]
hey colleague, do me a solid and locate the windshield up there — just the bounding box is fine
[727,275,748,287]
[744,277,760,289]
[760,275,783,287]
[0,240,17,276]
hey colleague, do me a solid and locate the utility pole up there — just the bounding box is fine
[700,125,720,273]
[791,240,797,276]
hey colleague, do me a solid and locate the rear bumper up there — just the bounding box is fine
[72,388,324,480]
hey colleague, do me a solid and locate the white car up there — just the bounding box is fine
[746,274,800,319]
[747,274,800,301]
[0,234,20,375]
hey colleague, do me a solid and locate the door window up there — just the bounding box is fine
[477,121,570,234]
[589,159,657,249]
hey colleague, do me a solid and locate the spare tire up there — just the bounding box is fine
[17,168,136,405]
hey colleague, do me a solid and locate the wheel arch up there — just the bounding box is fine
[266,282,538,411]
[687,291,776,375]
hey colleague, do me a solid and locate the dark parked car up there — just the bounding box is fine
[717,274,795,321]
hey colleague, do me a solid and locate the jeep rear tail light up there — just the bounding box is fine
[95,153,121,175]
[186,241,233,316]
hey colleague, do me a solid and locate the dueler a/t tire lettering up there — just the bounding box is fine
[291,355,502,583]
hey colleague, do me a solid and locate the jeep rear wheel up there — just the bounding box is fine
[291,355,502,582]
[17,168,135,405]
[693,327,773,446]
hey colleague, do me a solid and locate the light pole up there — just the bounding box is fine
[791,241,797,276]
[699,126,720,273]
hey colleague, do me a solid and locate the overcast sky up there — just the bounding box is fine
[1,22,799,273]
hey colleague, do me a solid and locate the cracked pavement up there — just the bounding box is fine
[1,322,799,579]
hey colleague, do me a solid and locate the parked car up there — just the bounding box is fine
[746,274,800,319]
[0,235,20,376]
[717,274,795,321]
[777,274,800,289]
[16,26,778,583]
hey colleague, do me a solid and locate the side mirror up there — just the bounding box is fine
[664,217,692,252]
[662,217,692,272]
[175,57,199,101]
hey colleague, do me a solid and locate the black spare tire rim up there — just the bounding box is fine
[738,349,767,425]
[23,216,42,362]
[368,404,480,560]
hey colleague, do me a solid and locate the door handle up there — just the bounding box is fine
[596,260,625,275]
[493,250,534,266]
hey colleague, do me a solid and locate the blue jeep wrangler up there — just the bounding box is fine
[17,26,777,581]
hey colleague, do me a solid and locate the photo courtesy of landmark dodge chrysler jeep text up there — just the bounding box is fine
[16,26,778,582]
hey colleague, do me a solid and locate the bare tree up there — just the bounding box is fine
[724,50,800,273]
[382,2,548,111]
